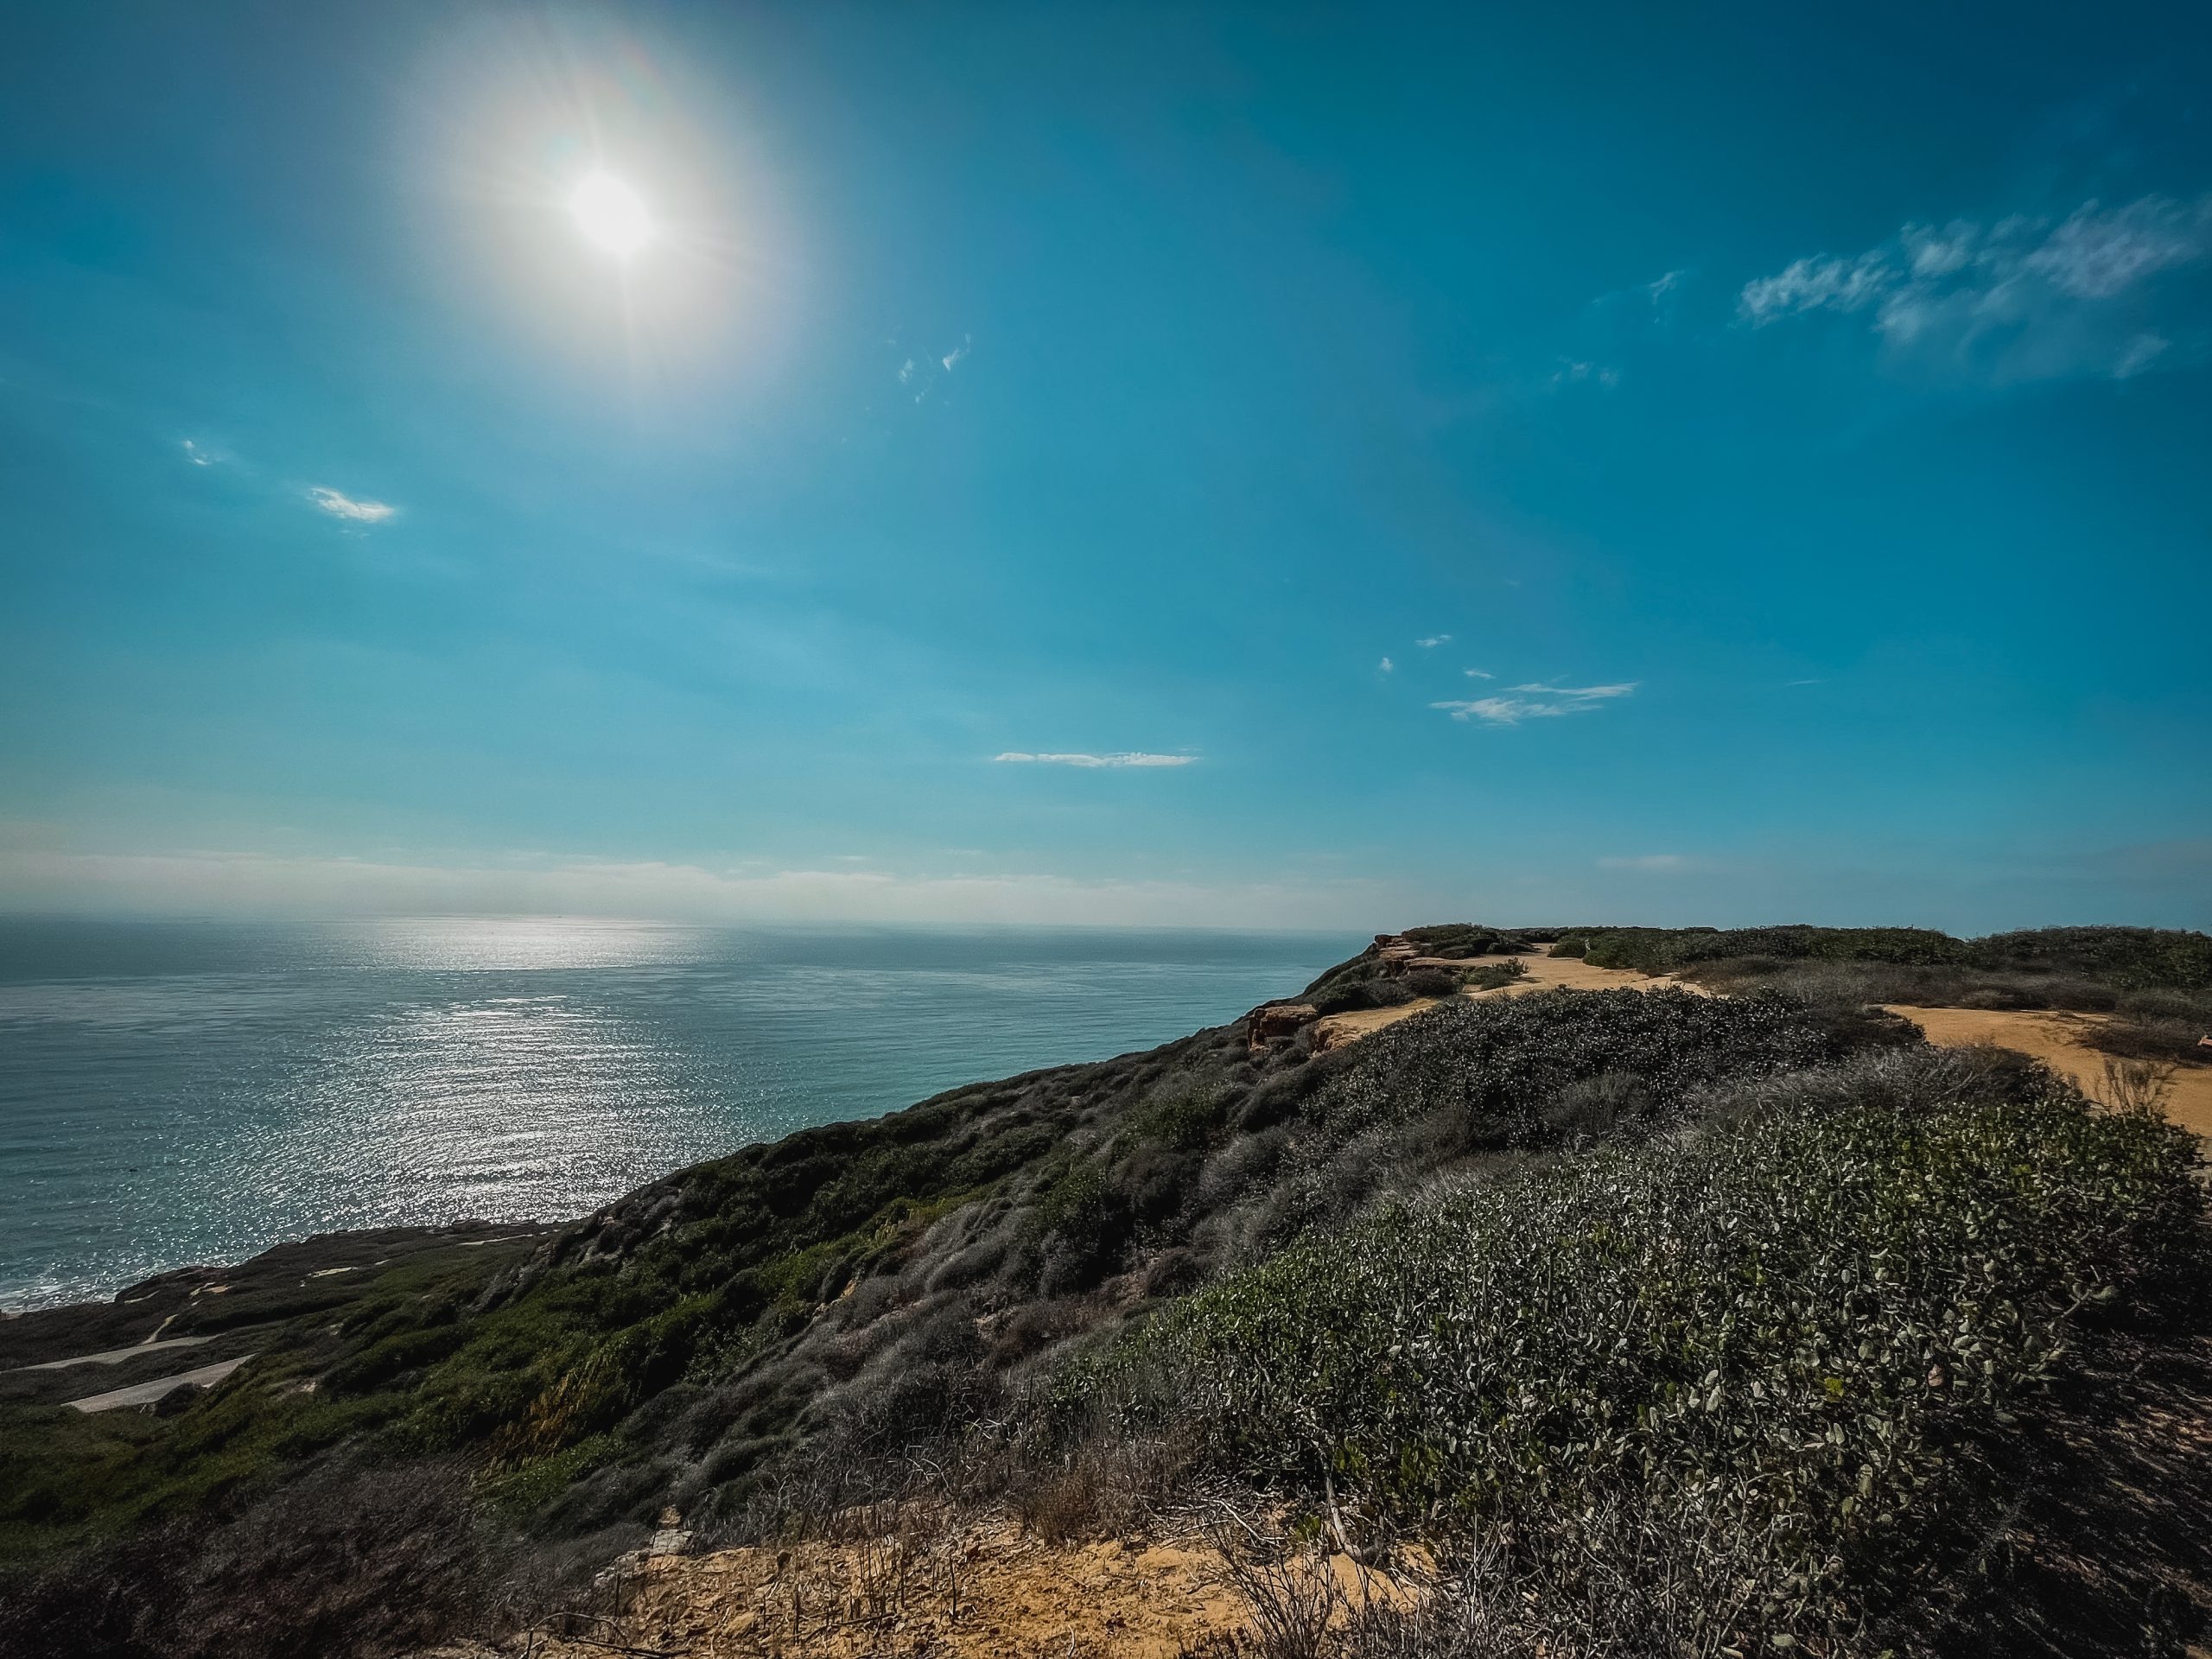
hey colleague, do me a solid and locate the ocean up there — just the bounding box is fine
[0,917,1357,1311]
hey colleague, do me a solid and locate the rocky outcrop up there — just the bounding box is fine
[1247,1001,1319,1058]
[1372,934,1420,977]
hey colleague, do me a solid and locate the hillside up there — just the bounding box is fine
[3,923,2210,1658]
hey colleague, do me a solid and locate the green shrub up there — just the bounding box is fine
[1092,1049,2201,1644]
[1134,1085,1227,1151]
[1582,926,1969,975]
[1312,987,1833,1147]
[1400,967,1465,999]
[1971,926,2212,991]
[1459,958,1526,992]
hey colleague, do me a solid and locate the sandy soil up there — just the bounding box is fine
[1882,1005,2212,1138]
[421,1515,1288,1659]
[1310,951,1695,1051]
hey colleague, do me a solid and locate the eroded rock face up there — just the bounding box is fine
[1247,1002,1319,1058]
[1372,934,1419,977]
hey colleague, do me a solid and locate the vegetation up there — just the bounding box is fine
[1553,921,2212,990]
[3,920,2208,1656]
[1554,923,2212,1065]
[1095,1047,2198,1649]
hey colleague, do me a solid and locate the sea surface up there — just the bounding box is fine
[0,917,1357,1311]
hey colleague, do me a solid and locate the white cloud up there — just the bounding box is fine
[181,439,214,467]
[993,751,1197,768]
[1378,657,1395,673]
[1433,681,1637,726]
[308,486,396,524]
[1738,250,1896,322]
[942,336,971,372]
[1415,634,1451,648]
[1509,682,1637,699]
[1598,854,1688,872]
[1647,269,1685,301]
[1463,667,1494,679]
[2025,197,2208,297]
[1739,194,2212,381]
[1432,697,1569,725]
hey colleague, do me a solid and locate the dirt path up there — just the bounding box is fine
[1311,952,1694,1051]
[1883,1006,2212,1138]
[11,1333,214,1372]
[67,1354,251,1413]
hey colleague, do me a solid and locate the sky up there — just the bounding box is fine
[1,0,2208,934]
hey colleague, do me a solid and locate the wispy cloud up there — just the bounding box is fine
[1378,657,1395,674]
[892,335,971,403]
[308,486,397,524]
[1463,667,1494,679]
[1414,634,1452,648]
[1431,681,1637,726]
[1739,194,2212,381]
[1432,697,1568,725]
[181,439,215,467]
[1739,251,1896,321]
[1550,359,1621,391]
[1509,682,1636,699]
[993,751,1197,768]
[1598,854,1689,872]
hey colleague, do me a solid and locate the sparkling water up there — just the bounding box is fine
[0,918,1354,1309]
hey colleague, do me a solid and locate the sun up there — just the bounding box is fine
[569,170,652,257]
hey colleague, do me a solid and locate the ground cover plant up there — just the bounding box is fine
[1091,1046,2202,1653]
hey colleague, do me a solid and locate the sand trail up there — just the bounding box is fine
[1883,1005,2212,1138]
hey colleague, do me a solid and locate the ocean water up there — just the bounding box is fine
[0,918,1357,1311]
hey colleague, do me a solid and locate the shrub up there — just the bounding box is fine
[1094,1049,2202,1648]
[1309,977,1416,1016]
[1135,1084,1228,1151]
[1402,924,1509,959]
[1399,967,1464,1000]
[1311,987,1833,1147]
[1032,1164,1135,1293]
[1973,926,2212,991]
[1582,925,1970,975]
[0,1462,494,1659]
[1459,958,1526,992]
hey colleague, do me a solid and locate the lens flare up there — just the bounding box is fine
[569,170,652,256]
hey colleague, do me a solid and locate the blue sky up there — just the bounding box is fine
[2,1,2208,931]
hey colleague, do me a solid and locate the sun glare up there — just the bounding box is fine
[569,170,652,257]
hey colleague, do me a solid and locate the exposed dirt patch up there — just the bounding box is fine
[1884,1005,2212,1137]
[423,1515,1264,1658]
[1310,952,1698,1052]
